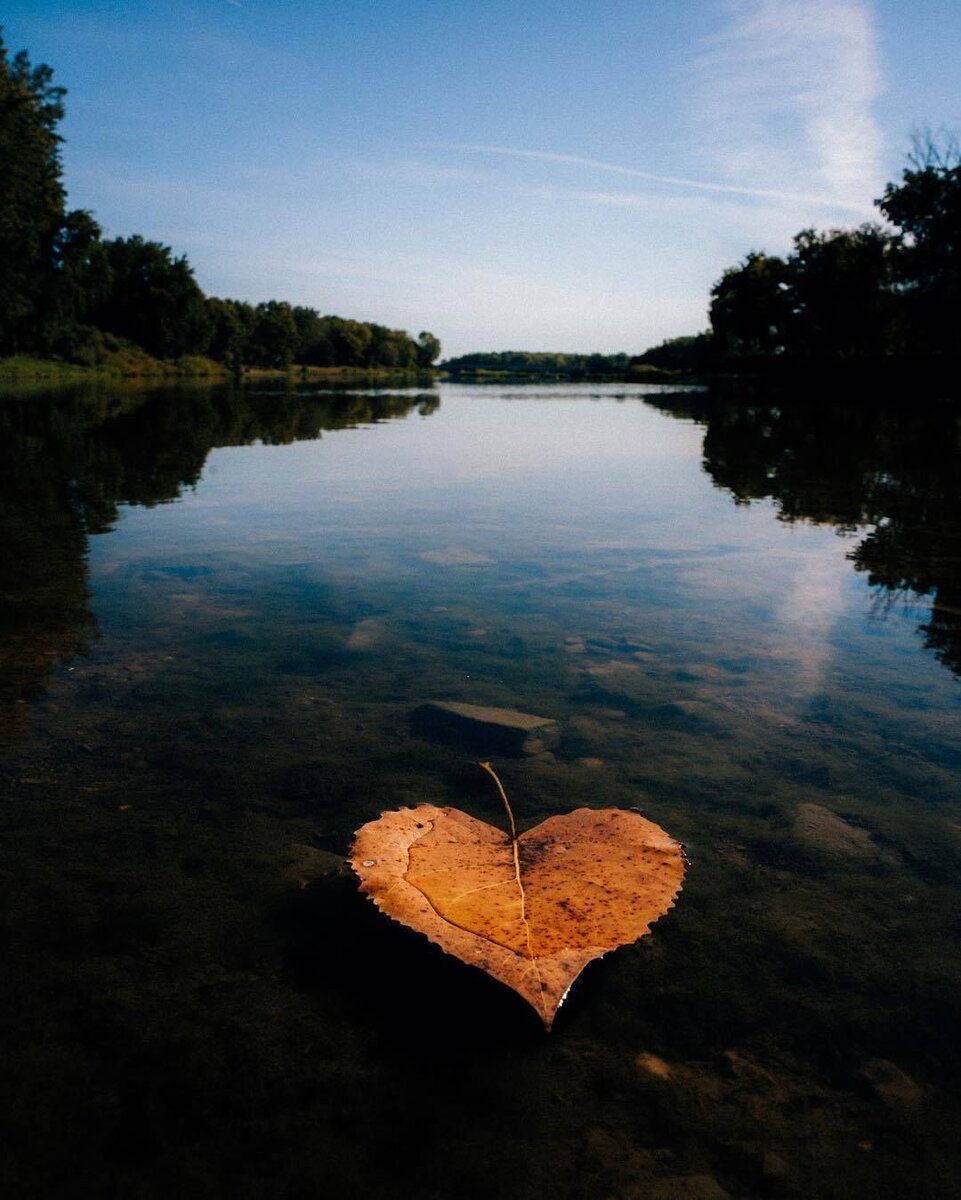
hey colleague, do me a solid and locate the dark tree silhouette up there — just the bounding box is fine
[878,139,961,359]
[787,225,895,361]
[88,235,211,359]
[0,29,67,352]
[709,252,793,359]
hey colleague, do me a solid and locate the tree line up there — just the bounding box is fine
[440,349,633,377]
[0,31,440,371]
[641,136,960,373]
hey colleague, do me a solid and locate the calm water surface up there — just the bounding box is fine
[2,380,960,1198]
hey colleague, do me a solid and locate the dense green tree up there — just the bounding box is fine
[91,235,211,358]
[878,141,961,357]
[41,208,109,354]
[206,297,256,370]
[704,138,961,369]
[291,305,326,364]
[709,252,793,359]
[786,225,895,360]
[325,316,372,366]
[366,323,416,368]
[0,29,67,352]
[633,334,713,372]
[416,330,441,367]
[247,300,298,368]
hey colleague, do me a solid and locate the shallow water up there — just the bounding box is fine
[2,379,960,1198]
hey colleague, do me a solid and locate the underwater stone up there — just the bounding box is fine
[412,700,559,756]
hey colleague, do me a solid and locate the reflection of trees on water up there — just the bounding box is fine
[0,384,439,735]
[648,386,961,678]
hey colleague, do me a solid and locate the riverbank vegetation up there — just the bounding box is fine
[0,31,440,377]
[439,350,641,379]
[447,137,960,384]
[674,134,961,380]
[706,136,960,372]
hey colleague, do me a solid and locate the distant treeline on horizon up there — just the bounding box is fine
[0,31,441,372]
[440,350,638,377]
[447,135,961,380]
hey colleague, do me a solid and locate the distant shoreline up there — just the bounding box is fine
[437,364,676,383]
[0,354,440,388]
[5,353,955,400]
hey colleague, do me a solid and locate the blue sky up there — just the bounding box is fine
[5,0,960,357]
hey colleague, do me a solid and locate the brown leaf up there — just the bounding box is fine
[350,771,685,1029]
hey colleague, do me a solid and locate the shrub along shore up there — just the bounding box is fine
[0,350,439,388]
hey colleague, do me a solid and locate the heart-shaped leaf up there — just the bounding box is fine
[350,767,685,1029]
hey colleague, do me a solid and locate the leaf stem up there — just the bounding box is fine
[479,760,516,842]
[479,762,535,966]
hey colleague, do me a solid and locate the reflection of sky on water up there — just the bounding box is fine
[88,385,960,746]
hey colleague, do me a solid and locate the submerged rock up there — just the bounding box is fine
[412,700,559,756]
[285,844,349,888]
[794,803,888,861]
[636,1051,672,1080]
[650,1174,730,1200]
[346,618,389,650]
[859,1058,924,1110]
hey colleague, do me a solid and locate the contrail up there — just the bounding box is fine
[448,143,875,216]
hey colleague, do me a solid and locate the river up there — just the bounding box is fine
[2,378,959,1198]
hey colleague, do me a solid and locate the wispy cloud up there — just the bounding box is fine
[448,143,874,216]
[694,0,884,211]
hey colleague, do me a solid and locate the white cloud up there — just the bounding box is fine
[693,0,885,212]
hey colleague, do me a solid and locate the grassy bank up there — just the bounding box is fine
[0,353,439,389]
[0,351,227,385]
[245,364,439,385]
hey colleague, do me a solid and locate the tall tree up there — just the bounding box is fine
[247,300,298,368]
[0,29,67,353]
[291,305,326,364]
[367,323,416,368]
[416,330,441,367]
[787,225,895,361]
[206,297,256,370]
[326,316,372,366]
[42,208,108,354]
[709,252,793,360]
[90,235,211,358]
[878,139,961,358]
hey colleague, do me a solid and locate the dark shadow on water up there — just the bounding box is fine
[275,872,547,1047]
